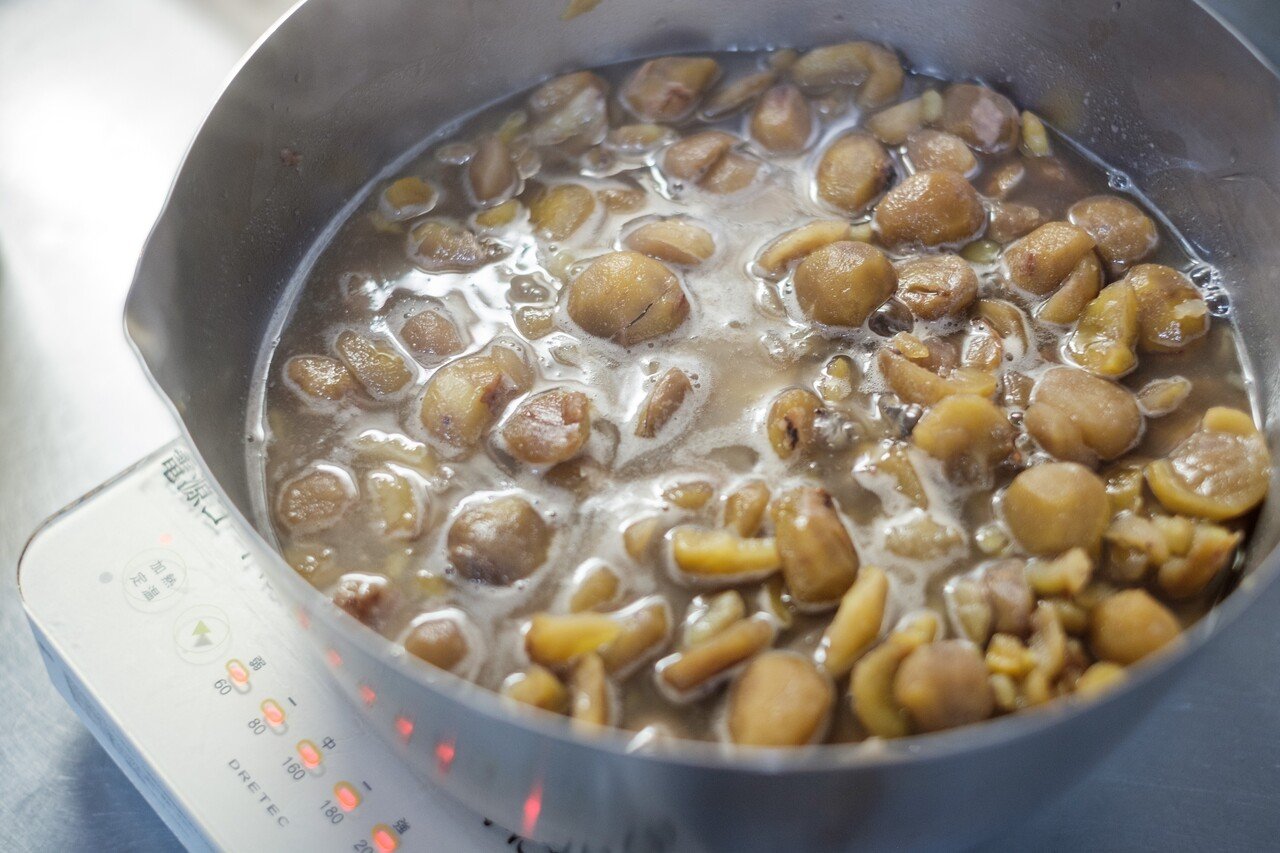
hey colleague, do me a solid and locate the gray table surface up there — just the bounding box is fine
[2,0,1278,849]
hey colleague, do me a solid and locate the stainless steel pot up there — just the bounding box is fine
[124,0,1280,848]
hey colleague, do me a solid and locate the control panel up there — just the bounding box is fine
[19,442,523,852]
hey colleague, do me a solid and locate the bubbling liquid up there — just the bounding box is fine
[254,43,1268,746]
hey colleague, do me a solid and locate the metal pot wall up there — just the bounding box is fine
[123,0,1280,848]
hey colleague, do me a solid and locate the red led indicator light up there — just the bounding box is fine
[371,825,399,852]
[394,715,414,743]
[158,533,173,546]
[325,649,343,668]
[226,659,250,685]
[334,782,361,812]
[521,780,543,837]
[296,609,311,630]
[297,739,322,769]
[435,738,456,775]
[359,684,377,707]
[261,699,286,728]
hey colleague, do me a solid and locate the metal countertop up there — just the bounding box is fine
[1,1,1277,849]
